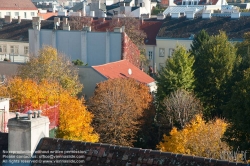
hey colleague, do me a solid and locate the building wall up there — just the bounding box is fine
[155,38,192,72]
[78,67,107,99]
[0,10,38,20]
[29,29,123,66]
[0,40,29,63]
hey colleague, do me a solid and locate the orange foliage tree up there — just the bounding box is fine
[88,78,153,146]
[0,77,99,142]
[157,114,230,160]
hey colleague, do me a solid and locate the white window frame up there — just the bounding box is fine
[24,46,29,55]
[31,12,35,16]
[148,51,153,60]
[10,45,19,54]
[169,48,175,58]
[15,12,19,16]
[0,45,7,53]
[159,48,165,57]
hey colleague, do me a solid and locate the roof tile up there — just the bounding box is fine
[92,60,155,84]
[0,0,37,10]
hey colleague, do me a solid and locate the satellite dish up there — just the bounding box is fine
[128,68,132,75]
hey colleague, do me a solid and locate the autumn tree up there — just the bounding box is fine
[223,68,250,151]
[157,114,230,160]
[17,46,83,96]
[159,89,202,129]
[156,45,195,111]
[69,16,92,30]
[109,17,147,49]
[88,78,153,146]
[191,31,237,118]
[0,77,99,142]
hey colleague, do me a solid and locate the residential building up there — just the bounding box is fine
[0,0,38,20]
[79,59,157,99]
[29,17,140,67]
[154,16,248,71]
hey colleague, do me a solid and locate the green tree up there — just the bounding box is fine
[17,46,83,96]
[190,29,210,58]
[72,59,87,66]
[191,31,237,118]
[156,45,195,107]
[223,68,250,151]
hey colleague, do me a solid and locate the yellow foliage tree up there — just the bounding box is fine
[17,46,83,96]
[157,114,230,159]
[0,77,99,142]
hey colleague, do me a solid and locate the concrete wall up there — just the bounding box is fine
[78,67,107,99]
[0,10,38,20]
[29,29,123,66]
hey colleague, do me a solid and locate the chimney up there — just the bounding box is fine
[18,16,21,24]
[8,111,50,157]
[54,17,60,30]
[83,26,91,32]
[63,17,68,26]
[32,17,41,30]
[4,15,12,23]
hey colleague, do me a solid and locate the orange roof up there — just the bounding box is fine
[0,0,37,10]
[38,12,58,20]
[92,60,155,84]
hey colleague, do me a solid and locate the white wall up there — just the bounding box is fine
[0,41,29,63]
[29,29,123,66]
[0,10,38,20]
[0,98,10,133]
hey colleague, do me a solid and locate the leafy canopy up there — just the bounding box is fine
[157,114,229,160]
[156,45,195,110]
[17,46,83,96]
[88,78,153,146]
[0,77,98,142]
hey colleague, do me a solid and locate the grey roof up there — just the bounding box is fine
[0,19,55,42]
[70,2,84,11]
[157,16,250,39]
[31,137,249,166]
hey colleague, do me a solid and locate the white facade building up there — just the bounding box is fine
[0,0,38,20]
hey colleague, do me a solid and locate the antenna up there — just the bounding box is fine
[128,68,132,75]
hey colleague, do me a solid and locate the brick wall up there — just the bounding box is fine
[121,33,140,68]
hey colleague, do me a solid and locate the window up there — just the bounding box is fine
[0,12,1,18]
[169,48,175,58]
[24,12,27,18]
[148,51,153,60]
[24,46,29,55]
[10,46,19,54]
[0,45,7,53]
[15,12,19,16]
[31,12,35,16]
[6,12,11,16]
[159,48,165,57]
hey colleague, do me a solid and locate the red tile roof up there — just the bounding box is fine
[38,12,58,20]
[0,0,37,10]
[92,60,155,84]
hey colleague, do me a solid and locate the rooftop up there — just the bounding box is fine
[92,60,155,84]
[157,16,250,39]
[0,0,37,10]
[31,137,249,166]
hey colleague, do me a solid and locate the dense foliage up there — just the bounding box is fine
[88,78,153,146]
